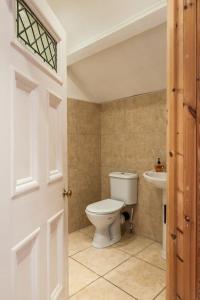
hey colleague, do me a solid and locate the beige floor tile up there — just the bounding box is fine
[70,278,134,300]
[68,231,92,256]
[72,247,130,276]
[79,225,95,238]
[69,258,99,296]
[113,233,154,255]
[136,242,166,270]
[155,288,166,299]
[105,257,166,300]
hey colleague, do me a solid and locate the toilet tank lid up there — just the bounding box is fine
[109,172,138,179]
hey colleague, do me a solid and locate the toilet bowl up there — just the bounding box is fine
[85,172,138,248]
[85,199,124,248]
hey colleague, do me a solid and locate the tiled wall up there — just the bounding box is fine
[68,90,166,241]
[67,99,101,232]
[101,90,166,242]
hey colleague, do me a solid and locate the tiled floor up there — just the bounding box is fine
[68,226,166,300]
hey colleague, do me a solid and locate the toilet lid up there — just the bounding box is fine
[86,199,124,215]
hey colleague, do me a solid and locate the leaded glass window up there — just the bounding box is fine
[16,0,57,72]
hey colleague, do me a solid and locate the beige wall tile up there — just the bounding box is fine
[100,90,166,242]
[68,166,101,232]
[101,134,125,168]
[68,90,166,241]
[68,98,101,135]
[101,100,125,135]
[68,99,101,233]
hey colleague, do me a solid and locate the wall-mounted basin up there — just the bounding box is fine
[143,171,166,189]
[143,170,167,259]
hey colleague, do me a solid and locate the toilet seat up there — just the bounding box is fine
[86,199,124,215]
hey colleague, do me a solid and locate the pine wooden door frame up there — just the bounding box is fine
[197,1,200,299]
[167,0,198,299]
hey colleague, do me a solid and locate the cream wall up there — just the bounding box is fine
[67,77,89,101]
[68,90,166,241]
[69,24,166,102]
[68,70,94,102]
[68,99,101,232]
[47,0,166,53]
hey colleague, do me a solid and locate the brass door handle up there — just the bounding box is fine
[63,188,72,198]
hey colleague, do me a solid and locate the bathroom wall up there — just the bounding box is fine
[68,98,101,232]
[100,90,166,242]
[67,90,166,241]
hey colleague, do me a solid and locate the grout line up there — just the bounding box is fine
[131,240,155,255]
[69,259,137,300]
[77,230,91,237]
[129,241,167,271]
[70,253,132,277]
[69,276,100,298]
[69,237,165,274]
[102,256,132,277]
[69,253,134,299]
[69,252,166,299]
[134,256,166,272]
[69,244,93,257]
[113,240,155,257]
[78,226,94,236]
[68,231,166,299]
[71,249,164,294]
[70,256,101,277]
[103,277,138,299]
[152,287,166,299]
[69,274,138,299]
[69,253,166,300]
[114,240,167,272]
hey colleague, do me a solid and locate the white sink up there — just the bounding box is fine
[143,170,167,260]
[143,171,167,189]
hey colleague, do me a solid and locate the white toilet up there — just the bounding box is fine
[85,172,138,248]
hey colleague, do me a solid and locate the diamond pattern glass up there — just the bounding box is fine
[16,0,57,72]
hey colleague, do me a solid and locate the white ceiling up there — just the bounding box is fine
[68,23,166,102]
[48,0,167,53]
[47,0,167,102]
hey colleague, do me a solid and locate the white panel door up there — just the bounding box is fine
[0,1,67,299]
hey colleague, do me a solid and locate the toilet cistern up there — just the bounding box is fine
[85,171,138,248]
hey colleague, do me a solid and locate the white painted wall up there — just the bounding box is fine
[68,24,166,102]
[68,73,92,101]
[47,0,166,102]
[48,0,166,54]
